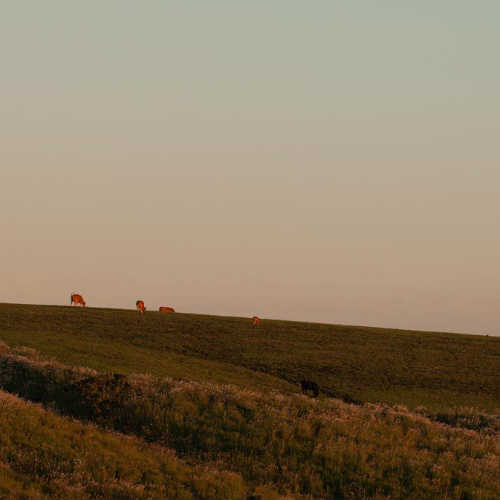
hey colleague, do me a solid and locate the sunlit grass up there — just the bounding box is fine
[0,302,498,498]
[1,343,498,499]
[0,388,246,499]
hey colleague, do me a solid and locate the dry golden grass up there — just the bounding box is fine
[0,386,247,499]
[0,342,498,499]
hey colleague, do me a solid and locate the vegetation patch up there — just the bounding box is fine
[1,303,498,411]
[0,342,498,499]
[0,389,246,499]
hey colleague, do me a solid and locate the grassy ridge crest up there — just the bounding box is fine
[0,303,498,410]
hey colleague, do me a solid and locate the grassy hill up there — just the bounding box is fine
[0,303,498,410]
[0,303,498,498]
[0,388,245,499]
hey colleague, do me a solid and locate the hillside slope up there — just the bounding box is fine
[0,303,498,410]
[0,342,498,499]
[0,387,246,499]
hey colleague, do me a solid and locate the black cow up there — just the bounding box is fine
[300,379,319,397]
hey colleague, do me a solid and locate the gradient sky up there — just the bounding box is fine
[1,2,499,334]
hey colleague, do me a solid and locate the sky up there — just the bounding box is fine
[1,1,499,335]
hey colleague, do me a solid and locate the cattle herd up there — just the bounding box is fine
[71,294,177,314]
[70,293,261,325]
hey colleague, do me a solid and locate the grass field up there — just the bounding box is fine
[0,302,498,498]
[0,303,498,410]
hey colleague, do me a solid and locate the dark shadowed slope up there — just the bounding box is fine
[0,303,498,410]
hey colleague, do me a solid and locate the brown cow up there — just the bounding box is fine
[136,300,146,314]
[159,306,175,313]
[71,293,86,307]
[252,316,260,326]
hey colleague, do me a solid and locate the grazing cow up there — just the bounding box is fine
[159,306,175,313]
[300,379,319,398]
[70,293,86,307]
[252,316,260,326]
[136,300,146,314]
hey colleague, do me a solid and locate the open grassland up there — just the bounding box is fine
[0,342,498,499]
[0,303,498,411]
[0,303,498,498]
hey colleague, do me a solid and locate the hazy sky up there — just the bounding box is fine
[1,2,499,334]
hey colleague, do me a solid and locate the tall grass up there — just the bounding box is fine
[0,390,246,499]
[1,342,498,499]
